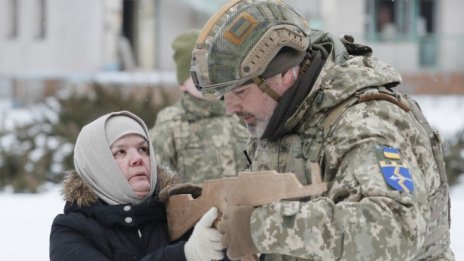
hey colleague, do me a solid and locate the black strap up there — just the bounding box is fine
[261,48,327,141]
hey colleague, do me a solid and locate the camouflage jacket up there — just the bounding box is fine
[150,94,249,184]
[248,54,454,259]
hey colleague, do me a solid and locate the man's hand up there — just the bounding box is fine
[218,206,258,260]
[158,183,202,203]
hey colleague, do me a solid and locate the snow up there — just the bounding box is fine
[1,95,464,260]
[0,185,63,260]
[412,95,464,139]
[450,178,464,260]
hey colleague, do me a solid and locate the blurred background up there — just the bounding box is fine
[0,0,463,191]
[0,0,463,260]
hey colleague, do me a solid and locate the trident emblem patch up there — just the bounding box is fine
[378,146,414,193]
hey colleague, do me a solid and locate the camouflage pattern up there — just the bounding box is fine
[247,43,454,259]
[191,0,310,97]
[150,94,249,184]
[249,134,310,185]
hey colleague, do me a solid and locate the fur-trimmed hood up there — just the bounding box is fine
[61,165,180,207]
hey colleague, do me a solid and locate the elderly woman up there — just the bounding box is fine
[49,111,223,261]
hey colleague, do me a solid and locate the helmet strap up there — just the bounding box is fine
[252,76,281,102]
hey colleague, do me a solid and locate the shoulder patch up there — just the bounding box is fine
[377,146,414,193]
[383,147,401,160]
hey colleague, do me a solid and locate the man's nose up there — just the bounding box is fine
[224,93,242,114]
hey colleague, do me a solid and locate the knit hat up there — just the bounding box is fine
[172,29,200,85]
[73,111,157,206]
[105,115,147,145]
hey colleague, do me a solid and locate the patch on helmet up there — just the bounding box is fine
[224,12,257,46]
[377,146,414,193]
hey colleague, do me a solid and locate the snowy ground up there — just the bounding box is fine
[0,184,63,260]
[1,95,463,260]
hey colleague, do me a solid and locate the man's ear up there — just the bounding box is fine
[281,66,299,87]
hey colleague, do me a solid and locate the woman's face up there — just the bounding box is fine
[110,134,151,198]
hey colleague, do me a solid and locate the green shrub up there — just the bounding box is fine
[0,118,54,192]
[444,130,464,185]
[0,84,177,192]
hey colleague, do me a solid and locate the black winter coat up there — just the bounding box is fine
[49,170,187,261]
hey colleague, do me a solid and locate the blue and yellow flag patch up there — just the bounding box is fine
[383,147,401,160]
[378,146,414,193]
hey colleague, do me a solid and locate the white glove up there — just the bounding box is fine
[184,207,225,261]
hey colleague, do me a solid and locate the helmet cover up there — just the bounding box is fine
[191,0,311,97]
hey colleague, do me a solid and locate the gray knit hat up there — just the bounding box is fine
[105,115,147,145]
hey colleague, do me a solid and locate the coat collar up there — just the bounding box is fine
[179,93,226,121]
[61,166,179,227]
[62,166,179,207]
[286,55,402,133]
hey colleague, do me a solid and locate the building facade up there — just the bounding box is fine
[0,0,463,104]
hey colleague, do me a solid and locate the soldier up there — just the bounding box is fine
[150,29,249,184]
[190,0,454,260]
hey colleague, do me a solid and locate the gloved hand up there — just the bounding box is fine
[184,207,224,261]
[218,206,258,260]
[158,183,202,203]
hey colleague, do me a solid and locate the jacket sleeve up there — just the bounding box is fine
[150,109,179,171]
[249,101,432,260]
[50,214,188,261]
[50,215,112,261]
[50,220,186,261]
[142,242,187,261]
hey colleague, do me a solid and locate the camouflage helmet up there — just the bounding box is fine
[191,0,311,97]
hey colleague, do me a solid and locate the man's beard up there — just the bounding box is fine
[237,98,276,138]
[241,113,272,138]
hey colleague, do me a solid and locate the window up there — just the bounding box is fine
[418,0,435,35]
[418,0,437,66]
[365,0,436,41]
[6,0,19,39]
[365,0,437,67]
[33,0,47,39]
